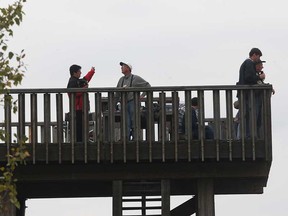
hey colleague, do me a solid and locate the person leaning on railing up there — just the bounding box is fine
[67,64,95,142]
[114,62,151,141]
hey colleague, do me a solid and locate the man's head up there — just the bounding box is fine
[120,62,132,75]
[70,64,81,78]
[191,97,198,107]
[249,48,262,62]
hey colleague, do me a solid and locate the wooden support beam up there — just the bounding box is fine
[197,178,215,216]
[16,197,26,216]
[161,179,171,216]
[113,180,122,216]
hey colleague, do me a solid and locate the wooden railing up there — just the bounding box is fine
[0,85,273,164]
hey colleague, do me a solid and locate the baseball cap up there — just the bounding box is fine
[120,62,132,71]
[255,59,266,65]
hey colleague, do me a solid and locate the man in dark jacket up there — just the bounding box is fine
[237,48,265,138]
[238,48,265,85]
[67,64,95,142]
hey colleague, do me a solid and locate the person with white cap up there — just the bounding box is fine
[115,61,151,140]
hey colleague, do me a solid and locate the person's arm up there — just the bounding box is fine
[67,77,82,97]
[114,77,123,109]
[191,109,198,131]
[133,75,151,88]
[244,61,260,84]
[83,67,95,82]
[133,75,151,99]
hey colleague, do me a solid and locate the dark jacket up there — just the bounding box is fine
[181,108,198,138]
[181,107,214,139]
[238,58,260,85]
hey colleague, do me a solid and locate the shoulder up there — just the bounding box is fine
[116,76,125,86]
[240,58,251,66]
[132,74,141,78]
[132,74,146,81]
[67,77,78,88]
[243,58,254,67]
[240,58,254,72]
[117,76,125,82]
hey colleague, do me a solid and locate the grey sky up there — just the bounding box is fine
[2,0,287,215]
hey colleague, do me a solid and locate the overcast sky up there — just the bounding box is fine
[2,0,288,215]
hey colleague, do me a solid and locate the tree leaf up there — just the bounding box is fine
[8,52,14,59]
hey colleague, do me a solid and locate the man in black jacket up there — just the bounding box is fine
[237,48,265,138]
[238,48,265,85]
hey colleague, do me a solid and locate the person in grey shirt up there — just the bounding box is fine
[115,62,151,140]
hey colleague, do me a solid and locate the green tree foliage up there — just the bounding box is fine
[0,0,28,213]
[0,0,26,90]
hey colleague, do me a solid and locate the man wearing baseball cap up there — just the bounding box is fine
[115,61,151,140]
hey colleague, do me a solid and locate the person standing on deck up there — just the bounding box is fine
[115,62,151,140]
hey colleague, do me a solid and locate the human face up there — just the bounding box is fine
[255,63,263,72]
[121,64,131,75]
[73,70,81,78]
[251,54,261,62]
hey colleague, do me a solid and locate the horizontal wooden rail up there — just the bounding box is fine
[0,85,273,164]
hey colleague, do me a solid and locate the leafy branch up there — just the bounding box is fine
[0,0,28,213]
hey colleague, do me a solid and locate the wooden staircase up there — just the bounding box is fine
[113,180,170,216]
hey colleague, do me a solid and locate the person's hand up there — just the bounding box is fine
[259,72,266,80]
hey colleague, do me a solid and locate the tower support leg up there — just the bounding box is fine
[196,178,215,216]
[161,179,170,216]
[16,197,26,216]
[113,180,123,216]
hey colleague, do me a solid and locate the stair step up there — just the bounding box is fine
[123,198,162,202]
[123,215,161,216]
[119,180,167,216]
[122,206,161,210]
